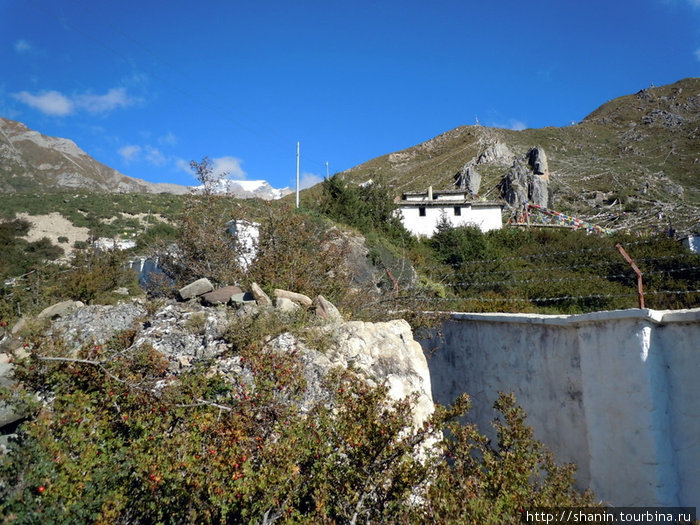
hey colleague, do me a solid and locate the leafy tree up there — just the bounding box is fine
[318,174,409,240]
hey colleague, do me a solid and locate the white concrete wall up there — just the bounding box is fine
[420,308,700,507]
[398,206,502,237]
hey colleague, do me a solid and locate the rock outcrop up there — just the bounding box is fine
[477,141,513,166]
[1,284,434,449]
[455,162,481,195]
[498,146,551,208]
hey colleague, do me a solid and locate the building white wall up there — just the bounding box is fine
[420,308,700,507]
[398,205,502,237]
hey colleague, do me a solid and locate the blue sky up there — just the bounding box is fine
[2,0,699,190]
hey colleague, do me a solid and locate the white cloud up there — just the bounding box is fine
[119,144,168,167]
[118,145,142,163]
[175,158,191,174]
[212,156,247,179]
[175,156,247,180]
[13,90,73,116]
[75,87,135,114]
[145,146,167,166]
[300,172,323,189]
[14,39,32,53]
[695,48,700,62]
[490,118,527,131]
[13,87,135,116]
[157,132,177,146]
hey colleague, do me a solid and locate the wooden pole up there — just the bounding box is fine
[616,243,645,309]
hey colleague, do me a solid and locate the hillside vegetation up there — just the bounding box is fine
[1,196,597,524]
[327,78,699,236]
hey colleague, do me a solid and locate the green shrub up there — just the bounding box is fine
[0,328,593,524]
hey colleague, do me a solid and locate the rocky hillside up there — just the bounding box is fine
[0,117,188,195]
[339,78,699,235]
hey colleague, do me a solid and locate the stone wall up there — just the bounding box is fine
[421,308,700,507]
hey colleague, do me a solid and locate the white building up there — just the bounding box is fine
[396,186,503,238]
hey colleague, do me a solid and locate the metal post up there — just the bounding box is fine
[616,243,645,309]
[296,142,300,209]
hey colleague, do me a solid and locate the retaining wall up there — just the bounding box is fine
[420,308,700,507]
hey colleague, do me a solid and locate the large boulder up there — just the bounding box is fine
[266,320,434,429]
[250,282,272,306]
[201,286,241,306]
[37,300,84,320]
[314,295,343,322]
[527,146,549,175]
[499,147,551,208]
[178,278,214,300]
[274,289,313,308]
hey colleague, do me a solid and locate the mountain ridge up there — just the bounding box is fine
[0,117,189,195]
[337,78,699,235]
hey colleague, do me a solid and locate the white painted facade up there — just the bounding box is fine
[396,188,502,237]
[421,308,700,507]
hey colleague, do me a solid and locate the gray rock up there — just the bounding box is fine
[201,286,242,305]
[477,141,513,166]
[0,433,16,455]
[178,278,214,300]
[0,401,23,430]
[265,319,434,428]
[499,160,530,207]
[274,289,313,308]
[315,295,343,322]
[456,162,481,195]
[527,146,549,175]
[229,292,256,307]
[10,317,27,336]
[37,300,85,320]
[132,301,231,372]
[250,282,272,306]
[530,174,550,208]
[499,149,551,208]
[50,301,147,353]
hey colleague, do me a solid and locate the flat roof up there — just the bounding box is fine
[397,200,504,208]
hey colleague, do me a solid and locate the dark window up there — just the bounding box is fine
[454,206,461,216]
[419,207,426,217]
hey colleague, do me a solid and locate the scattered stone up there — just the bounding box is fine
[275,297,300,314]
[250,282,272,306]
[229,292,256,307]
[201,286,242,306]
[178,278,213,300]
[315,295,343,322]
[114,287,130,295]
[10,318,27,336]
[37,300,84,320]
[274,289,313,308]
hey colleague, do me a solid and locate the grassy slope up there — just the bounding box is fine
[326,78,699,234]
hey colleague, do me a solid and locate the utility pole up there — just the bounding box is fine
[326,161,329,179]
[296,141,300,209]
